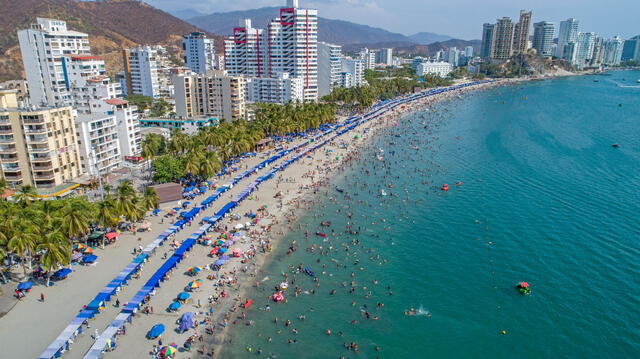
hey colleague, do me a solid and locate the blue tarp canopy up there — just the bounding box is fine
[177,292,190,300]
[147,324,165,339]
[168,301,181,310]
[178,312,194,333]
[213,259,227,266]
[52,268,72,279]
[17,281,32,290]
[82,254,98,263]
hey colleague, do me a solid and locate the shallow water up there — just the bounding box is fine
[221,71,640,359]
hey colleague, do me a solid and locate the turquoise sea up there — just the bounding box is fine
[221,71,640,358]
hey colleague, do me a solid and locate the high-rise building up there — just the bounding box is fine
[0,89,84,189]
[492,17,516,60]
[620,35,640,62]
[248,72,305,104]
[603,36,625,66]
[416,62,453,77]
[183,32,216,74]
[376,48,393,66]
[318,42,342,97]
[557,18,579,58]
[225,1,319,101]
[590,36,606,67]
[122,46,163,98]
[173,71,247,121]
[358,48,376,70]
[464,46,474,58]
[480,23,496,59]
[575,32,596,68]
[340,58,366,88]
[18,18,91,107]
[446,47,460,67]
[513,10,532,54]
[532,21,556,58]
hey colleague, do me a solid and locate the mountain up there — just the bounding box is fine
[169,8,206,20]
[187,7,415,45]
[392,39,482,57]
[408,32,452,45]
[0,0,220,81]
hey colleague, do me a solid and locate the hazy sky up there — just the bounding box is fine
[146,0,639,40]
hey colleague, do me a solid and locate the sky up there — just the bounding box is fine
[145,0,640,40]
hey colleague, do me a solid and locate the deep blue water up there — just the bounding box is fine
[222,71,640,359]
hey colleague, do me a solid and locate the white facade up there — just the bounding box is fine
[225,1,319,102]
[18,18,91,106]
[318,42,342,97]
[340,58,366,87]
[416,62,453,78]
[603,36,625,66]
[248,72,304,104]
[446,47,460,67]
[359,48,376,70]
[464,46,474,58]
[183,32,216,74]
[75,113,121,176]
[557,18,579,58]
[575,32,596,68]
[376,48,393,66]
[124,46,162,98]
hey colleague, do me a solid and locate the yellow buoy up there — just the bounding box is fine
[501,330,507,335]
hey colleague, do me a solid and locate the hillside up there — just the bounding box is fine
[0,0,221,81]
[186,7,415,45]
[408,32,452,45]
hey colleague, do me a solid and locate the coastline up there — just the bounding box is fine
[198,79,509,358]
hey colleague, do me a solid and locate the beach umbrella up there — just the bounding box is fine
[159,345,177,357]
[187,281,201,289]
[209,248,219,256]
[168,301,181,310]
[218,247,228,254]
[82,254,98,263]
[187,266,202,274]
[53,268,72,279]
[147,324,165,339]
[74,243,86,250]
[169,342,178,348]
[214,259,226,266]
[83,247,94,254]
[177,292,190,300]
[17,281,32,291]
[219,255,230,260]
[518,282,530,288]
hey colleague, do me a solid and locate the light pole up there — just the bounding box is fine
[91,146,104,200]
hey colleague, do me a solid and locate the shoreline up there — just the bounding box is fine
[201,79,509,358]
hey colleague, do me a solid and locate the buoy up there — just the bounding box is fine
[501,330,507,335]
[325,329,331,335]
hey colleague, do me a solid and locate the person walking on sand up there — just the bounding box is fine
[40,293,45,302]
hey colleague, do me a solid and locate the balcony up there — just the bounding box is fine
[30,154,52,162]
[0,146,17,154]
[3,174,22,181]
[24,127,47,135]
[0,137,15,143]
[28,146,51,154]
[26,135,49,144]
[22,118,45,124]
[1,156,19,163]
[32,163,53,171]
[34,171,55,180]
[0,127,13,135]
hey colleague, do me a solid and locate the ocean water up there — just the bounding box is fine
[220,71,640,359]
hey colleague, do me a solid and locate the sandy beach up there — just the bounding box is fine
[0,80,507,359]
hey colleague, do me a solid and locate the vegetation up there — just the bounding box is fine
[126,95,173,117]
[0,180,159,282]
[447,67,468,79]
[142,102,336,184]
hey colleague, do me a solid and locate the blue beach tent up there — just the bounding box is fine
[147,324,165,339]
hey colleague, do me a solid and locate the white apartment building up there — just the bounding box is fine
[173,71,247,121]
[556,18,579,58]
[464,46,474,58]
[359,48,376,70]
[416,62,453,78]
[603,36,625,66]
[18,18,91,106]
[318,42,342,97]
[123,46,163,98]
[225,1,319,101]
[340,58,366,87]
[575,32,596,68]
[533,21,555,58]
[75,112,121,176]
[183,32,216,74]
[376,48,393,66]
[248,73,304,104]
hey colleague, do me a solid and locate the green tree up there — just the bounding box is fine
[142,187,160,211]
[152,155,185,183]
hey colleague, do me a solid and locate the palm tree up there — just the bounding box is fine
[141,141,157,185]
[7,220,38,277]
[142,187,160,211]
[184,152,202,178]
[0,178,7,199]
[114,180,137,220]
[14,185,37,206]
[37,230,71,286]
[60,199,92,240]
[96,197,119,229]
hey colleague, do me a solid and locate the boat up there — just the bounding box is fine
[611,143,620,148]
[455,181,462,186]
[303,267,315,277]
[380,189,387,196]
[441,184,449,191]
[316,232,327,237]
[335,187,344,193]
[243,299,254,309]
[321,221,331,227]
[515,282,531,295]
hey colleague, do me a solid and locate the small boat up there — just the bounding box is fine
[515,282,531,295]
[321,221,331,227]
[380,189,387,196]
[316,232,327,237]
[441,184,449,191]
[455,181,462,186]
[335,187,344,193]
[611,143,620,148]
[244,299,254,309]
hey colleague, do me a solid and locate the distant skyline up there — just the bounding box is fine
[145,0,639,40]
